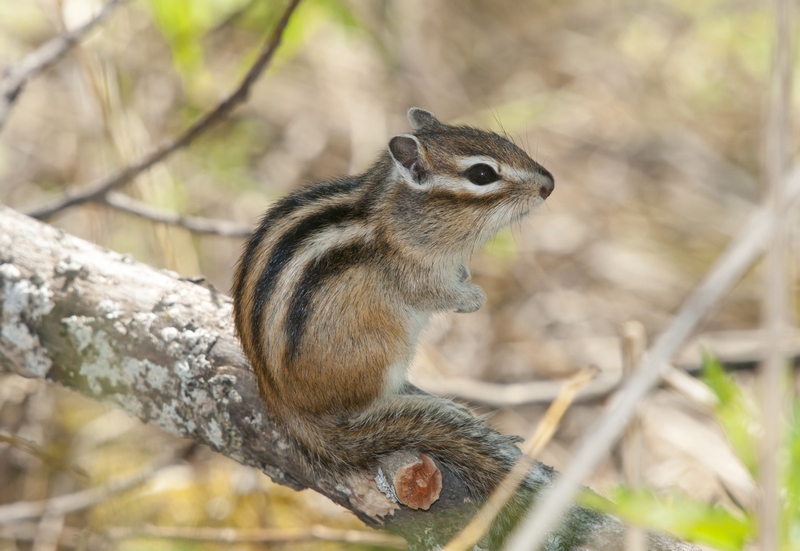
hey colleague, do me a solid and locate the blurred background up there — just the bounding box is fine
[0,0,790,549]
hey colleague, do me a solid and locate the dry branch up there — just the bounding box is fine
[415,372,620,408]
[0,433,88,480]
[759,0,793,546]
[1,523,408,549]
[0,0,126,130]
[505,166,800,551]
[620,322,646,551]
[24,0,301,220]
[103,192,253,238]
[0,451,175,524]
[0,205,699,550]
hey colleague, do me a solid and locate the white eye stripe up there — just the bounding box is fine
[502,166,543,183]
[454,157,543,184]
[455,156,500,173]
[466,181,505,194]
[424,174,504,194]
[418,161,542,195]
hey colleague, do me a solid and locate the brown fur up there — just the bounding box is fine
[233,109,554,513]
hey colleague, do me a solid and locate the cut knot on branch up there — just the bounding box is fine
[379,452,442,511]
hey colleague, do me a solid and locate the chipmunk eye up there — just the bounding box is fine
[465,163,500,186]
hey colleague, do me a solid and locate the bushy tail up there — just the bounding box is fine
[283,394,521,499]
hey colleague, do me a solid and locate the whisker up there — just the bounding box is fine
[491,108,504,139]
[513,131,525,149]
[525,120,531,153]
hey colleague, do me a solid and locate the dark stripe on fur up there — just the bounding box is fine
[235,178,360,311]
[234,179,361,394]
[249,187,369,362]
[284,242,371,363]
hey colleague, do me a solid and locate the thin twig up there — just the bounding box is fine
[414,372,619,407]
[103,192,254,237]
[0,433,88,479]
[659,364,717,409]
[32,513,64,551]
[621,321,646,551]
[443,368,597,551]
[0,523,407,549]
[504,166,800,551]
[25,0,303,220]
[107,524,407,548]
[415,326,800,407]
[0,452,175,524]
[759,0,793,548]
[0,0,125,130]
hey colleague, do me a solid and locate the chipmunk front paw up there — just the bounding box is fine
[454,283,486,313]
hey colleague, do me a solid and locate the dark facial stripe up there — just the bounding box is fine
[248,187,370,361]
[284,242,370,364]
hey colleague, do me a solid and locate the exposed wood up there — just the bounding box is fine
[378,452,442,511]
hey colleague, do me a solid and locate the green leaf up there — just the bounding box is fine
[784,402,800,545]
[271,0,368,64]
[146,0,252,77]
[148,0,204,75]
[702,353,759,475]
[580,487,753,551]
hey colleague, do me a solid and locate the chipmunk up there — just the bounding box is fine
[233,108,553,513]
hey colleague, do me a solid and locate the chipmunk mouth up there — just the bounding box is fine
[518,195,542,216]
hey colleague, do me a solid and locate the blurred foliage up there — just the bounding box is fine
[703,354,760,475]
[146,0,363,95]
[147,0,241,75]
[582,355,800,550]
[581,488,750,551]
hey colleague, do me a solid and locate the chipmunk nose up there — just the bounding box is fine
[538,172,554,199]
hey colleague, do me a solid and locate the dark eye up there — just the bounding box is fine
[465,163,500,186]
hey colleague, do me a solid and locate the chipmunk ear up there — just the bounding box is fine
[388,134,425,183]
[407,108,440,131]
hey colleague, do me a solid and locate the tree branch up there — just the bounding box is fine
[24,0,302,220]
[102,192,253,238]
[0,0,126,130]
[0,205,697,550]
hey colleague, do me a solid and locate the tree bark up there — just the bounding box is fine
[0,205,698,551]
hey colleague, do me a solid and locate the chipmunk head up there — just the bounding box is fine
[386,108,554,252]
